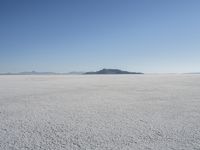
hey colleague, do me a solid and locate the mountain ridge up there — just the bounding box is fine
[0,69,143,75]
[84,69,143,75]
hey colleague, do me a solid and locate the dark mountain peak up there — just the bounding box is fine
[85,69,143,74]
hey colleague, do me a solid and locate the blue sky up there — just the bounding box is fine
[0,0,200,73]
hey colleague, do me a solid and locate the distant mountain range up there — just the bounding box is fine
[84,69,143,74]
[0,71,82,75]
[185,72,200,74]
[0,69,143,75]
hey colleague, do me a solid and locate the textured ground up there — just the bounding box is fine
[0,75,200,150]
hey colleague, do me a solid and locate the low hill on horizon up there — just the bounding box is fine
[85,69,143,75]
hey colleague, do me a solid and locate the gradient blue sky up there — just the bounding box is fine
[0,0,200,73]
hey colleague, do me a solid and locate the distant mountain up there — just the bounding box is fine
[185,72,200,74]
[0,69,143,75]
[0,71,67,75]
[68,71,85,75]
[19,71,60,75]
[84,69,143,75]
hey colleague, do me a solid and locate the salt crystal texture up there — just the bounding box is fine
[0,75,200,150]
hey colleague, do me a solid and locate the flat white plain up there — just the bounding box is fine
[0,75,200,150]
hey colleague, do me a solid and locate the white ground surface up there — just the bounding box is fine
[0,75,200,150]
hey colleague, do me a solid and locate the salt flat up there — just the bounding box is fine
[0,75,200,150]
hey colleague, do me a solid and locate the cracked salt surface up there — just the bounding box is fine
[0,74,200,150]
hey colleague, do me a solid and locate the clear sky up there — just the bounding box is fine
[0,0,200,73]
